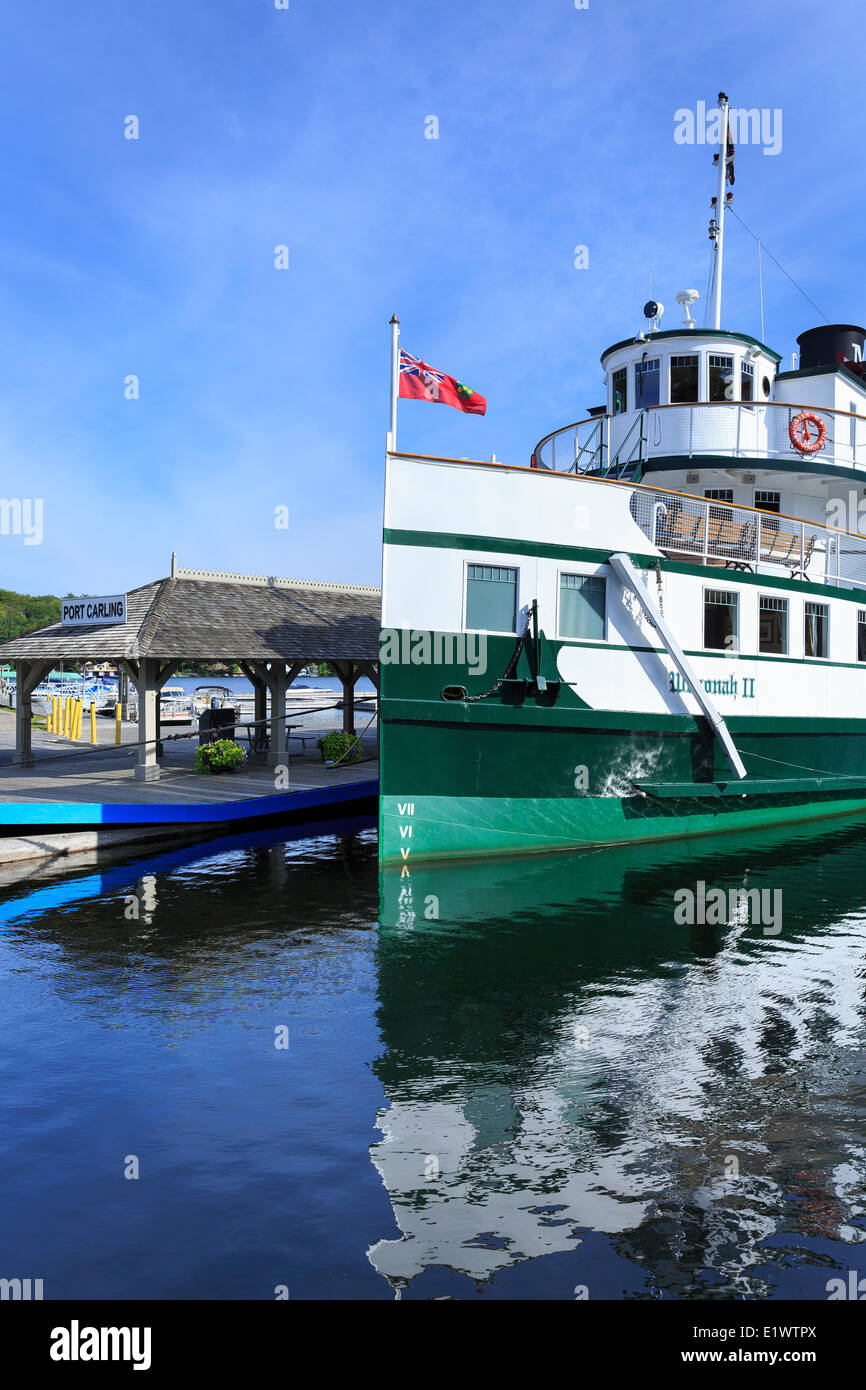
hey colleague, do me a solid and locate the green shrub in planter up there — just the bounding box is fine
[195,738,245,775]
[316,730,362,765]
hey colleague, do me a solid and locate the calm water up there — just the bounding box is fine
[2,814,866,1299]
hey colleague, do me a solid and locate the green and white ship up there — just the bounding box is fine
[379,106,866,864]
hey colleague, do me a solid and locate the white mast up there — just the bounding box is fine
[711,91,729,331]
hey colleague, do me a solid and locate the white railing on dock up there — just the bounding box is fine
[626,482,866,590]
[532,401,866,476]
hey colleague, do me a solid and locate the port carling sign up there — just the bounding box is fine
[61,594,127,627]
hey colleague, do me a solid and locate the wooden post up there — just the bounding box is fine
[239,662,268,750]
[246,660,304,766]
[12,661,51,767]
[268,665,289,768]
[134,658,160,781]
[330,660,358,736]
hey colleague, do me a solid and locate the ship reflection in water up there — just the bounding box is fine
[373,821,866,1298]
[2,814,866,1298]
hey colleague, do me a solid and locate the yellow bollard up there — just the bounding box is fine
[115,701,122,747]
[74,699,83,741]
[90,701,96,745]
[63,697,71,738]
[53,695,60,733]
[46,699,53,734]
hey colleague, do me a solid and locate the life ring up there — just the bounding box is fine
[789,410,827,454]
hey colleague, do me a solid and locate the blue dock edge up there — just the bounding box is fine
[0,778,379,829]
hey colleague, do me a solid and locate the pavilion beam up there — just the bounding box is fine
[355,660,379,691]
[13,660,52,767]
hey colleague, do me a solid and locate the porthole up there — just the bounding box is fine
[762,375,771,398]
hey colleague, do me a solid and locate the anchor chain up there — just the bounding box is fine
[463,626,532,703]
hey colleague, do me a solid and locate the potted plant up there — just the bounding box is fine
[316,730,362,766]
[194,738,245,775]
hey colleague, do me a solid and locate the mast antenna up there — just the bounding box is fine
[709,91,732,331]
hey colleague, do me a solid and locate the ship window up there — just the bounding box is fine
[804,601,829,659]
[741,360,755,402]
[634,357,660,407]
[762,375,771,397]
[612,367,627,415]
[465,564,517,633]
[559,573,606,641]
[759,595,788,654]
[705,488,733,526]
[704,589,738,651]
[670,354,699,404]
[850,404,857,454]
[858,610,866,662]
[708,354,734,402]
[754,490,780,513]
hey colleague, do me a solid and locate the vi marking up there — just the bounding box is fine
[397,802,415,875]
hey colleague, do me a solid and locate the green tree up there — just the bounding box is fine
[0,590,61,643]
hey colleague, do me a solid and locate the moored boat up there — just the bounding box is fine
[379,97,866,864]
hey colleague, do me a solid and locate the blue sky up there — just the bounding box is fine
[0,0,863,596]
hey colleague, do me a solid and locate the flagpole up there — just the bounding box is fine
[388,314,400,451]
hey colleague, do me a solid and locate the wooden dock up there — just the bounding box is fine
[0,710,378,862]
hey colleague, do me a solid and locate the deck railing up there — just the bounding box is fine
[625,482,866,590]
[532,401,866,476]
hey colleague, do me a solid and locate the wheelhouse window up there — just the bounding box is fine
[634,357,660,407]
[754,490,780,513]
[741,360,755,402]
[704,589,738,651]
[804,600,829,659]
[611,367,627,416]
[705,488,733,525]
[759,595,788,654]
[670,353,699,404]
[466,564,517,633]
[755,489,781,537]
[858,609,866,662]
[708,354,734,402]
[559,573,606,641]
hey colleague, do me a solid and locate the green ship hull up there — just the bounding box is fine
[379,630,866,864]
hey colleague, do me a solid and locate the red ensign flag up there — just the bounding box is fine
[398,348,487,415]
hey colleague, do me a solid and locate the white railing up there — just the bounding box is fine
[626,482,866,590]
[532,401,866,475]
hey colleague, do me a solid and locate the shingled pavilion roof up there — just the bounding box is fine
[0,569,382,663]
